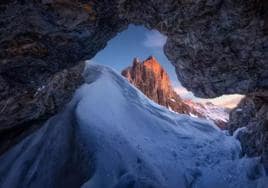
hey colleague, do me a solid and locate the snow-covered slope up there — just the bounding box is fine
[0,64,266,188]
[184,100,229,129]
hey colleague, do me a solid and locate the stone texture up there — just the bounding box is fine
[119,0,268,97]
[0,62,85,154]
[0,0,267,162]
[228,92,268,169]
[0,0,127,152]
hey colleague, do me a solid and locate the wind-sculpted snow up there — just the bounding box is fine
[0,64,267,188]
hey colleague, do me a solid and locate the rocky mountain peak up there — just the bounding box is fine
[144,56,161,70]
[133,57,141,65]
[122,56,229,129]
[122,56,174,106]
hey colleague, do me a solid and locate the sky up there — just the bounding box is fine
[90,25,243,108]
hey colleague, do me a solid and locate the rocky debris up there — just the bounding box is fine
[122,56,228,128]
[228,92,268,170]
[0,0,267,159]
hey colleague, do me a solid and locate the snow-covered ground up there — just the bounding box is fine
[0,64,267,188]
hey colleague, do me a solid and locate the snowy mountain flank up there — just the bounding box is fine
[0,64,266,188]
[122,56,229,128]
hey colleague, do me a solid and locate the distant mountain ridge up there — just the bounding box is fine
[122,56,228,128]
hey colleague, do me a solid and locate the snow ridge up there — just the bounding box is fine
[0,64,266,188]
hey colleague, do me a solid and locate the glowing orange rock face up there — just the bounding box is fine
[143,56,172,97]
[122,56,186,111]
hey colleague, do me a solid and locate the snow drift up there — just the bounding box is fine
[0,64,267,188]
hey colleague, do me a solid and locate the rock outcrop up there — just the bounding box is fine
[228,92,268,170]
[122,57,175,108]
[0,62,85,154]
[0,0,127,152]
[122,56,228,128]
[0,0,267,163]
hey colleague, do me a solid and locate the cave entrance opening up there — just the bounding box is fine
[87,24,244,128]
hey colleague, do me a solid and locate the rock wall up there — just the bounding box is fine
[119,0,268,97]
[0,0,127,152]
[228,92,268,170]
[0,0,267,159]
[0,62,85,154]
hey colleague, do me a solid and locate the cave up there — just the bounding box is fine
[0,0,267,187]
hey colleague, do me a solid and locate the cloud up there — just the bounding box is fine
[174,87,195,99]
[195,94,244,109]
[174,86,244,109]
[206,95,244,109]
[143,30,167,48]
